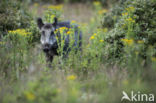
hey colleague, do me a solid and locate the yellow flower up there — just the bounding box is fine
[90,36,95,40]
[66,31,72,35]
[121,38,134,46]
[47,5,63,11]
[54,29,59,34]
[93,1,101,6]
[67,75,77,80]
[50,15,55,19]
[98,9,108,15]
[137,40,144,44]
[8,29,31,37]
[103,28,108,32]
[126,6,135,12]
[60,27,68,30]
[25,91,35,101]
[93,33,97,36]
[126,18,135,23]
[71,20,76,24]
[122,12,128,16]
[129,6,135,11]
[59,27,68,34]
[151,57,156,62]
[100,40,104,42]
[127,40,133,45]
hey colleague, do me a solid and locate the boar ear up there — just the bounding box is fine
[37,18,44,29]
[53,17,58,27]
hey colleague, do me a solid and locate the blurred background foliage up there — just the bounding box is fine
[27,0,120,6]
[0,0,122,38]
[102,0,156,60]
[0,0,32,36]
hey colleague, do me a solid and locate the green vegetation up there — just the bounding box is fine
[0,0,32,35]
[0,0,156,103]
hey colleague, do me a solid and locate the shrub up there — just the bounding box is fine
[0,29,33,78]
[87,0,156,73]
[102,0,127,28]
[0,0,32,35]
[101,0,156,69]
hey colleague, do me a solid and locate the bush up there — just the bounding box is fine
[0,0,32,35]
[0,29,33,78]
[99,0,156,71]
[87,0,156,74]
[102,0,127,28]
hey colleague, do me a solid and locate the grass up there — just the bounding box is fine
[0,1,156,103]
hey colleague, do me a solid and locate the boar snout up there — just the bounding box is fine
[43,43,51,52]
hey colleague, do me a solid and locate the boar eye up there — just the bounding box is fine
[51,31,54,35]
[42,31,45,36]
